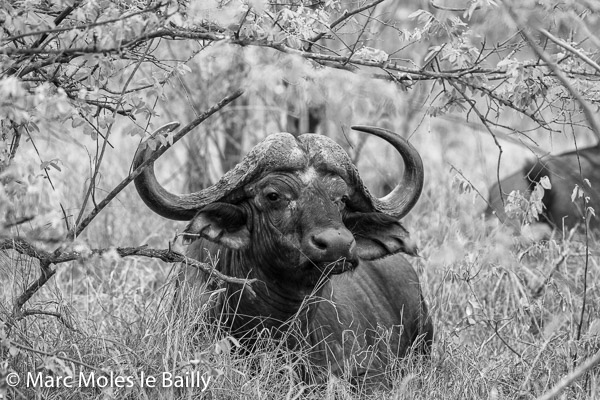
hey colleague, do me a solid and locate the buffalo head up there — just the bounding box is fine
[133,126,424,287]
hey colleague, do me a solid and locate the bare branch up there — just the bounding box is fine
[0,26,551,84]
[504,6,600,140]
[538,28,600,74]
[74,38,154,231]
[68,88,245,239]
[306,0,386,50]
[18,308,80,332]
[1,4,164,45]
[8,122,21,163]
[29,2,81,50]
[1,237,257,314]
[8,339,101,373]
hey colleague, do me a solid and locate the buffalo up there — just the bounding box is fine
[133,125,433,383]
[486,144,600,232]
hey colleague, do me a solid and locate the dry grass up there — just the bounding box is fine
[2,124,600,400]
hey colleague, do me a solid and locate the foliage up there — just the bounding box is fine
[2,0,600,398]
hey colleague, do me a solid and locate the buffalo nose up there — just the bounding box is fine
[305,228,356,262]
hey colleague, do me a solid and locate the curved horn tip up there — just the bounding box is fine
[348,124,424,219]
[351,125,395,136]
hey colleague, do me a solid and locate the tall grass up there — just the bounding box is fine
[1,122,600,399]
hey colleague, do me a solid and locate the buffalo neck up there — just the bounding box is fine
[214,245,327,339]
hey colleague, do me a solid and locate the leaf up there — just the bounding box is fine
[423,45,442,66]
[83,124,98,140]
[465,304,473,316]
[214,339,231,355]
[127,126,145,137]
[539,176,551,189]
[571,185,582,202]
[176,62,192,75]
[49,161,61,172]
[353,47,389,63]
[146,138,158,151]
[214,336,240,355]
[72,117,86,128]
[156,134,168,147]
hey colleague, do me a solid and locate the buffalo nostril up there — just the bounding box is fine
[306,229,356,261]
[311,234,329,250]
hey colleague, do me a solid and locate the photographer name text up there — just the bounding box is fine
[21,371,211,390]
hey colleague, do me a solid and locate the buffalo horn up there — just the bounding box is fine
[350,126,424,219]
[133,128,304,220]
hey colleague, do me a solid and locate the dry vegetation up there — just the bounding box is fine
[2,1,600,399]
[1,117,600,400]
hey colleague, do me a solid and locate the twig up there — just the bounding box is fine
[18,308,80,332]
[0,27,553,83]
[2,216,35,229]
[8,122,22,163]
[488,320,528,366]
[0,237,257,315]
[23,126,71,232]
[448,164,494,210]
[68,88,244,239]
[456,77,553,130]
[1,4,163,44]
[504,7,600,141]
[306,0,385,51]
[29,2,81,49]
[73,38,153,231]
[345,0,379,63]
[537,28,600,75]
[8,339,101,373]
[536,349,600,400]
[531,248,569,298]
[446,78,505,208]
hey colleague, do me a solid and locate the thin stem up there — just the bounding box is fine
[73,39,154,231]
[69,89,244,239]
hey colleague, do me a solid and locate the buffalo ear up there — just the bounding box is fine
[183,203,250,250]
[344,212,418,260]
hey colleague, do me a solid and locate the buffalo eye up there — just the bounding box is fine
[265,191,280,202]
[335,194,349,211]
